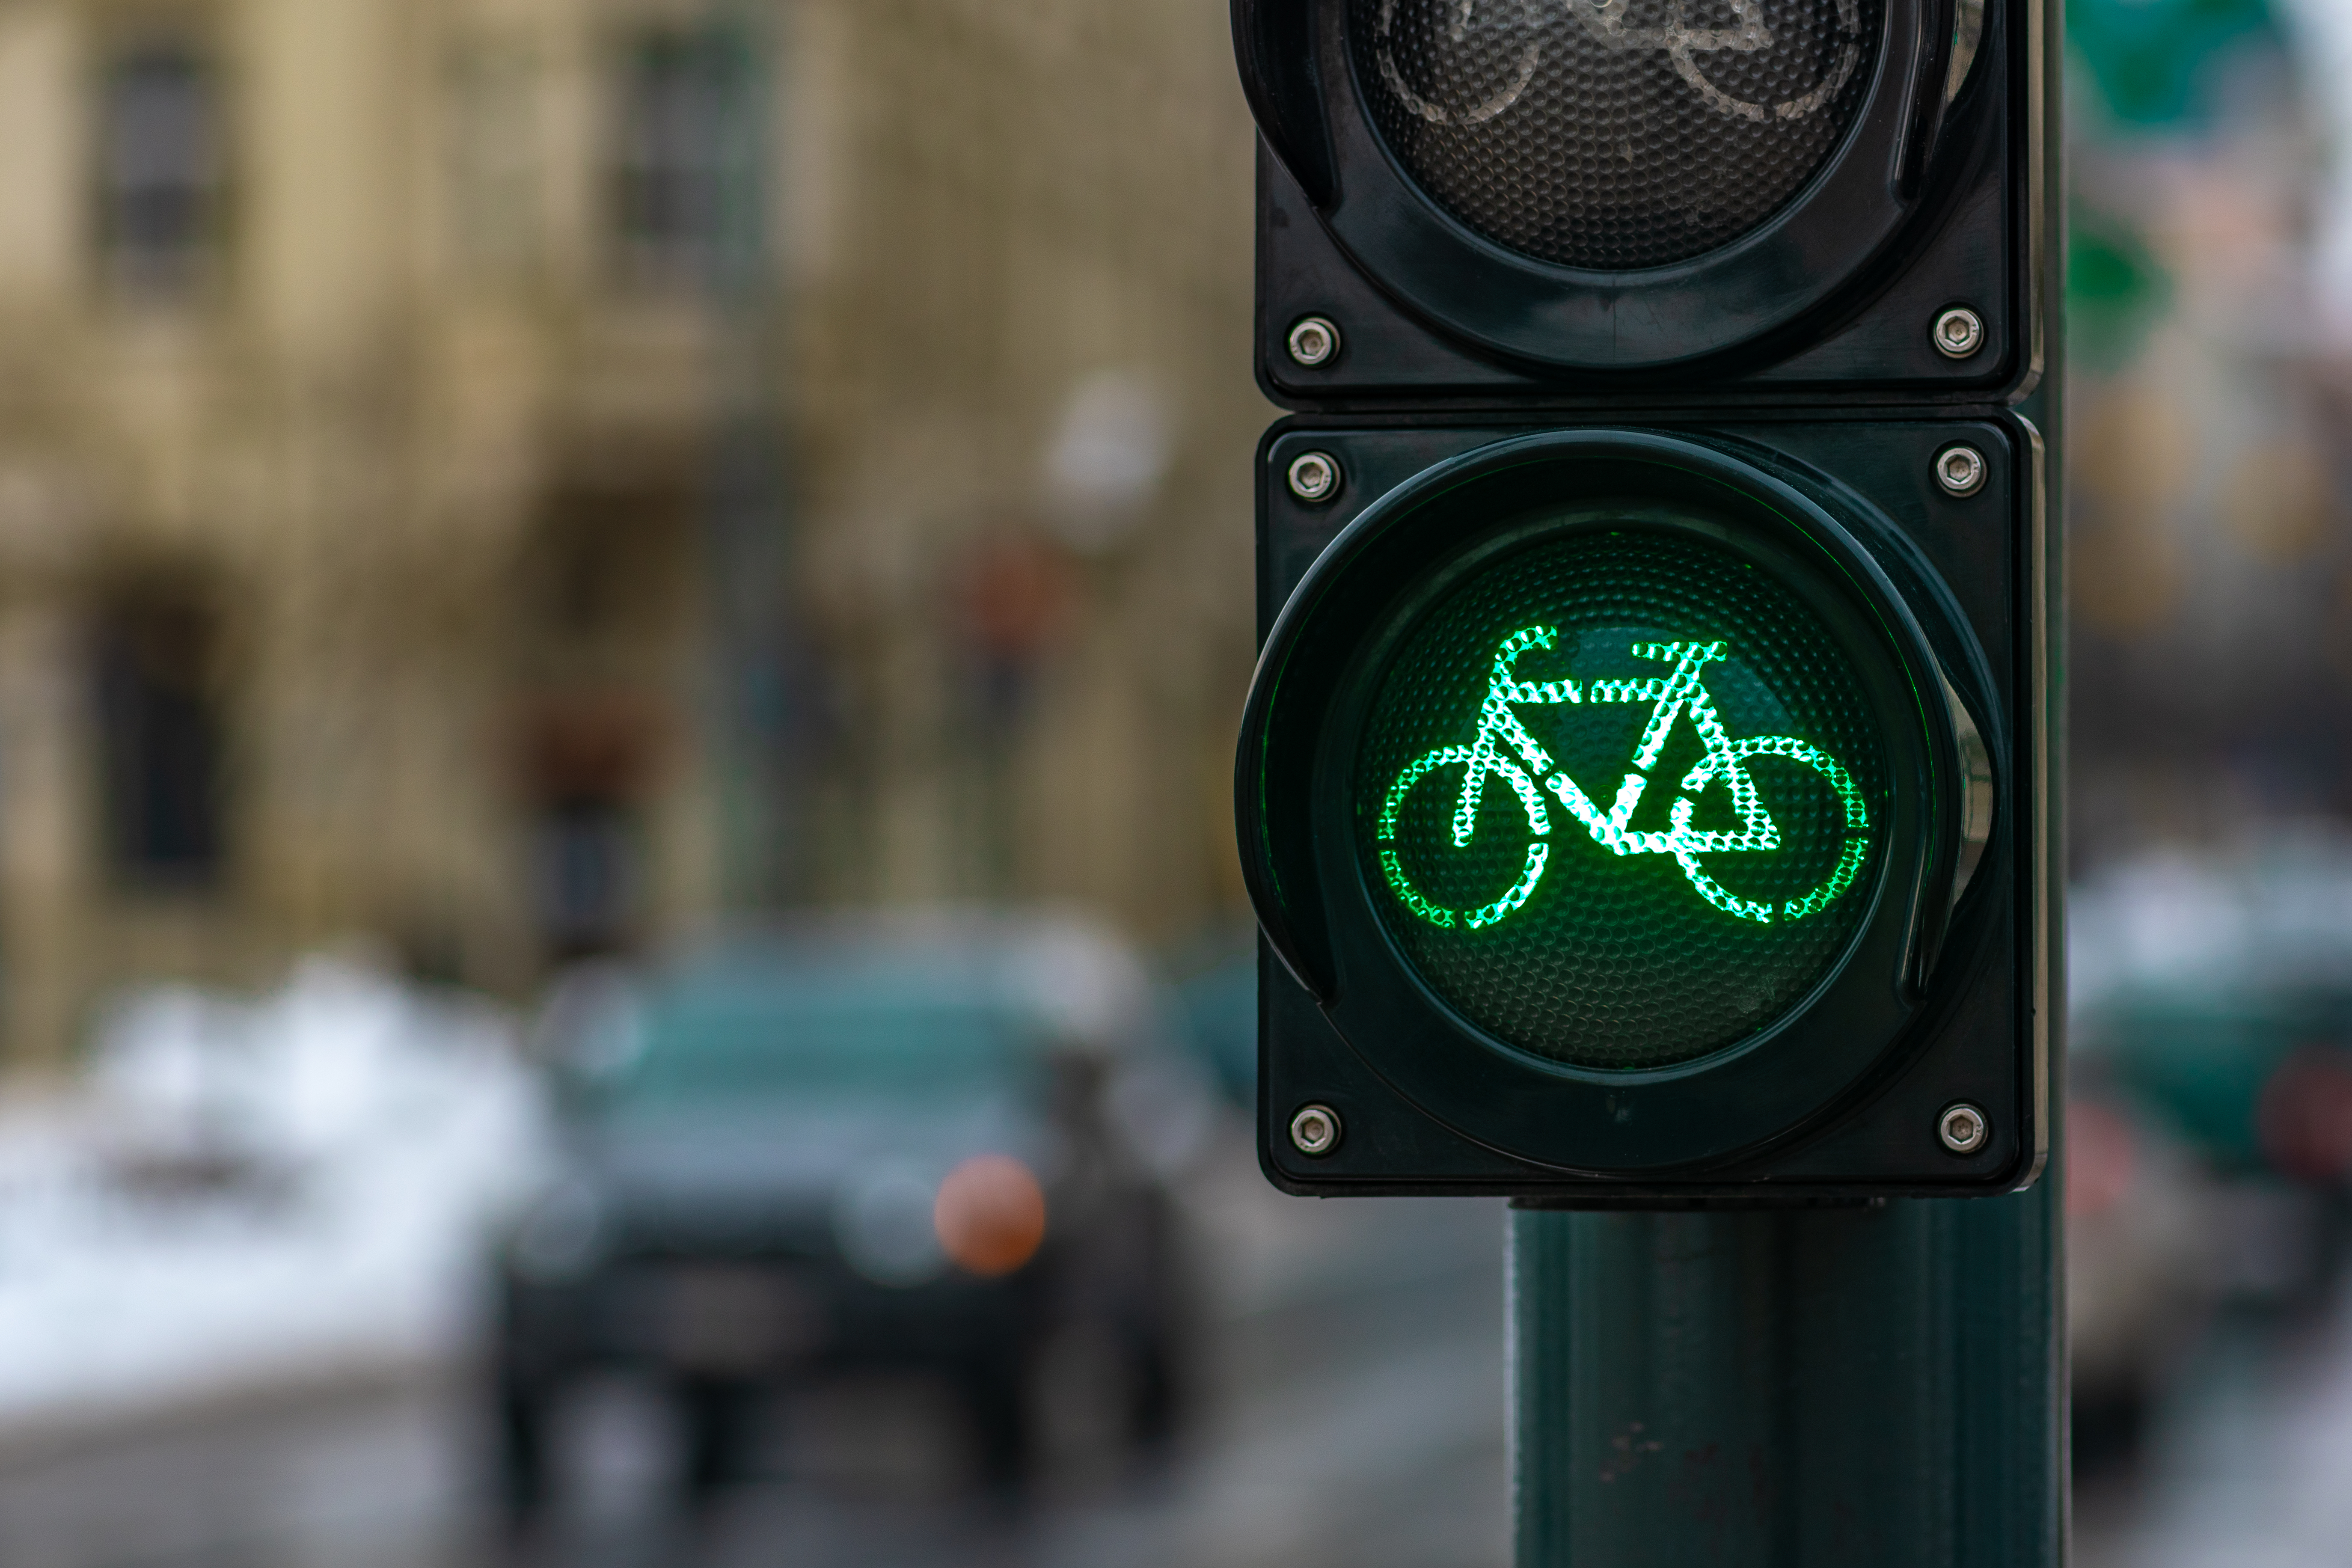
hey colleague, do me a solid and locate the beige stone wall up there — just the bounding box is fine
[0,0,1262,1070]
[789,0,1264,930]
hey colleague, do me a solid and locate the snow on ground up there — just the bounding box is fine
[0,956,551,1436]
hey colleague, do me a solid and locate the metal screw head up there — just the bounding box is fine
[1938,1103,1989,1155]
[1287,316,1341,368]
[1931,306,1985,359]
[1933,444,1987,497]
[1287,451,1341,504]
[1289,1104,1341,1156]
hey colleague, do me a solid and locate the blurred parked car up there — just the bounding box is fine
[489,912,1212,1512]
[1171,940,1255,1106]
[2065,1085,2218,1475]
[2072,840,2352,1303]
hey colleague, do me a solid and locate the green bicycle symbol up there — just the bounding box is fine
[1375,628,1873,931]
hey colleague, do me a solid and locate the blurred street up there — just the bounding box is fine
[2078,1290,2352,1568]
[0,1155,1507,1568]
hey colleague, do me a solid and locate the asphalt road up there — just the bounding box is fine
[2075,1285,2352,1568]
[0,1151,1510,1568]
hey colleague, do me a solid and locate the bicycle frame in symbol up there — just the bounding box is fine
[1375,628,1872,930]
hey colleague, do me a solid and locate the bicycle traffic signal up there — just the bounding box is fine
[1233,0,2056,1197]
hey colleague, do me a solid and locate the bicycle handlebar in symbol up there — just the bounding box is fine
[1375,628,1872,931]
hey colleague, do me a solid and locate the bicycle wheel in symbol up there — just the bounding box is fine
[1376,627,1871,930]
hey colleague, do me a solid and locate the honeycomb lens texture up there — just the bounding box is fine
[1352,0,1883,270]
[1358,525,1888,1069]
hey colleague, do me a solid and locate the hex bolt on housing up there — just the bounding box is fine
[1288,451,1342,503]
[1931,306,1985,359]
[1289,1104,1342,1156]
[1287,315,1341,367]
[1939,1102,1990,1155]
[1933,445,1987,497]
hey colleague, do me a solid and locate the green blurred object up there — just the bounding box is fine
[1173,950,1256,1105]
[2067,197,2170,373]
[2084,985,2352,1172]
[615,992,1028,1108]
[2067,0,2275,128]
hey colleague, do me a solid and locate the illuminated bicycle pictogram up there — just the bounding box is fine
[1371,0,1865,130]
[1376,628,1872,930]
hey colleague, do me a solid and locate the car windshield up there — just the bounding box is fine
[586,974,1034,1110]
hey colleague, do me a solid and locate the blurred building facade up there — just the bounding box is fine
[2067,0,2352,870]
[0,0,1262,1068]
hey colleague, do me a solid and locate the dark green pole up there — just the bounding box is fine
[1510,1189,2062,1565]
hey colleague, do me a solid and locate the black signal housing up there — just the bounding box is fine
[1242,0,2040,396]
[1233,0,2057,1201]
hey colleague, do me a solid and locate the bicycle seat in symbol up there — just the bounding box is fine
[1375,628,1872,931]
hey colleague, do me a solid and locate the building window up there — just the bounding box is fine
[522,694,664,961]
[612,27,758,284]
[95,591,226,888]
[531,803,642,961]
[95,39,226,294]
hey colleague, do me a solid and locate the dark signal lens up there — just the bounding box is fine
[1357,524,1888,1069]
[1353,0,1883,270]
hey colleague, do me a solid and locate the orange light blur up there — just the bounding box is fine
[932,1155,1048,1277]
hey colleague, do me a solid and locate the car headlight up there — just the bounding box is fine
[511,1180,609,1285]
[833,1163,947,1287]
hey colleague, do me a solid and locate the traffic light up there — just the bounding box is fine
[1233,0,2054,1197]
